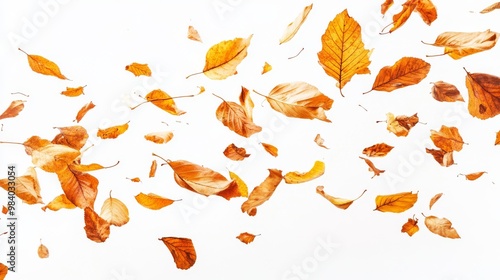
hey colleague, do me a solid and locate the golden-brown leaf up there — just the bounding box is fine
[314,134,329,149]
[0,167,42,204]
[460,171,487,181]
[241,169,282,216]
[38,241,49,258]
[316,186,366,210]
[31,144,81,173]
[149,160,157,178]
[1,206,7,215]
[261,142,278,157]
[135,192,176,210]
[279,4,313,44]
[128,177,141,182]
[145,89,186,115]
[100,192,129,226]
[317,9,371,95]
[415,0,437,25]
[359,156,385,178]
[239,87,254,122]
[496,131,500,145]
[97,122,129,139]
[19,48,68,79]
[52,125,88,150]
[23,135,51,156]
[236,232,259,244]
[125,62,151,76]
[0,263,6,280]
[374,191,418,213]
[41,194,76,211]
[424,215,460,239]
[223,143,250,161]
[159,237,196,270]
[284,161,325,184]
[386,112,419,137]
[261,62,272,74]
[144,131,174,144]
[83,207,110,243]
[425,148,454,167]
[187,25,202,42]
[74,101,95,123]
[465,70,500,120]
[69,163,109,172]
[401,217,419,236]
[227,171,248,198]
[429,193,443,210]
[426,30,498,59]
[61,86,85,97]
[431,81,464,102]
[430,125,464,152]
[362,143,394,157]
[381,0,394,15]
[480,2,500,13]
[389,0,417,33]
[0,100,25,120]
[56,165,98,209]
[215,95,262,137]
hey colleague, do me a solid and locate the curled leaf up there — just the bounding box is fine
[480,2,500,13]
[314,134,328,149]
[149,160,157,178]
[135,192,176,210]
[83,207,110,243]
[359,156,385,178]
[401,217,419,236]
[424,215,460,239]
[386,112,419,137]
[426,148,454,167]
[74,101,95,123]
[227,171,248,198]
[284,161,325,184]
[239,87,254,122]
[241,169,282,216]
[374,191,418,213]
[0,167,42,204]
[261,62,272,74]
[425,30,498,59]
[381,0,394,15]
[41,194,76,211]
[279,4,313,44]
[223,143,250,161]
[316,186,366,210]
[495,131,500,145]
[144,131,174,144]
[429,193,443,210]
[52,125,89,150]
[159,237,196,270]
[261,142,278,157]
[459,172,486,181]
[215,94,262,138]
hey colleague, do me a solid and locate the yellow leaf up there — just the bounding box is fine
[279,4,313,44]
[135,192,176,210]
[41,194,76,211]
[145,89,185,116]
[316,186,366,210]
[97,122,129,139]
[284,161,325,184]
[61,86,85,97]
[374,191,418,213]
[125,62,151,76]
[261,61,272,74]
[424,215,461,239]
[228,171,248,198]
[19,48,68,79]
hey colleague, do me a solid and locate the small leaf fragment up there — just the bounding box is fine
[314,134,329,149]
[359,156,385,178]
[149,160,157,178]
[284,161,325,184]
[144,131,174,144]
[236,232,258,244]
[261,62,272,74]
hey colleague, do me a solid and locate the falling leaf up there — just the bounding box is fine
[241,169,282,216]
[128,177,141,183]
[316,186,366,210]
[144,131,174,144]
[480,2,500,13]
[227,171,248,198]
[279,3,313,44]
[74,101,95,123]
[314,134,328,149]
[1,206,7,214]
[61,86,85,97]
[258,82,333,121]
[365,57,430,93]
[187,25,202,42]
[261,142,278,157]
[401,217,419,236]
[69,162,118,172]
[159,237,196,270]
[381,0,394,15]
[362,143,394,157]
[359,156,385,178]
[429,193,443,210]
[145,89,186,115]
[261,62,272,74]
[83,207,111,243]
[374,191,418,213]
[415,0,437,25]
[52,125,89,150]
[100,191,129,226]
[496,131,500,145]
[134,192,176,210]
[56,165,98,209]
[31,144,81,173]
[41,194,76,211]
[0,263,6,280]
[125,62,151,77]
[317,9,371,96]
[426,148,454,167]
[0,167,42,204]
[0,100,25,120]
[38,241,49,258]
[386,112,419,137]
[18,48,68,79]
[424,215,460,239]
[214,94,262,137]
[284,161,325,184]
[431,81,464,102]
[23,135,51,155]
[465,70,500,120]
[97,122,129,139]
[389,0,417,33]
[223,143,250,161]
[149,160,157,178]
[425,30,498,59]
[430,125,464,152]
[459,172,487,181]
[236,232,259,244]
[239,86,254,122]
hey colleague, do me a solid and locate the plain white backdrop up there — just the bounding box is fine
[1,0,500,279]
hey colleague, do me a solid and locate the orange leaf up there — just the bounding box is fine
[317,9,371,95]
[381,0,394,15]
[386,112,419,137]
[159,237,196,270]
[0,263,6,280]
[145,89,185,116]
[149,160,157,178]
[135,192,176,210]
[261,142,278,157]
[236,232,259,244]
[425,148,454,167]
[460,172,487,181]
[426,30,498,59]
[389,0,417,33]
[480,2,500,13]
[0,167,42,204]
[61,86,85,97]
[431,81,464,102]
[97,122,129,139]
[227,171,248,198]
[125,62,151,77]
[284,161,325,184]
[241,169,282,216]
[359,156,385,178]
[187,25,202,42]
[465,70,500,120]
[128,177,141,182]
[316,186,366,210]
[362,143,394,157]
[261,62,272,74]
[56,165,98,209]
[100,191,129,226]
[429,193,443,210]
[496,131,500,145]
[41,194,76,211]
[374,191,418,213]
[223,143,250,161]
[23,135,51,156]
[415,0,437,25]
[38,241,49,258]
[239,86,254,122]
[424,215,461,239]
[52,125,89,150]
[401,217,419,236]
[144,131,174,144]
[19,48,68,79]
[314,134,329,149]
[2,206,7,215]
[215,94,262,137]
[430,125,464,152]
[74,101,95,123]
[83,207,110,243]
[0,100,25,120]
[31,144,81,173]
[69,162,116,172]
[279,3,313,44]
[365,57,430,93]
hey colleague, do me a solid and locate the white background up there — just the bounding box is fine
[1,0,500,279]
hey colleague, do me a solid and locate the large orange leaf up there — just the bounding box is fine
[365,57,430,93]
[100,191,129,226]
[74,101,95,123]
[19,48,68,79]
[0,167,42,204]
[41,194,76,211]
[56,165,98,209]
[465,70,500,120]
[374,191,418,213]
[317,9,371,96]
[52,125,88,150]
[430,125,464,152]
[159,237,196,270]
[284,161,325,184]
[241,169,282,216]
[134,192,176,210]
[425,30,498,59]
[279,4,313,44]
[0,100,25,120]
[125,62,151,77]
[424,215,460,239]
[316,186,366,210]
[431,81,464,102]
[31,144,81,173]
[215,94,262,138]
[83,207,110,243]
[145,89,185,116]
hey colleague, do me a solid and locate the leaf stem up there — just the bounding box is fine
[0,141,23,145]
[288,47,304,59]
[152,152,169,164]
[186,71,203,79]
[11,92,29,97]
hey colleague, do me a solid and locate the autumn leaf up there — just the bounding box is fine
[426,148,454,167]
[374,191,418,213]
[56,165,98,209]
[465,70,500,120]
[125,62,151,77]
[61,86,85,97]
[480,2,500,13]
[52,125,89,150]
[83,207,110,243]
[187,35,252,80]
[385,112,419,137]
[314,134,328,149]
[69,161,119,172]
[381,0,394,15]
[128,177,141,183]
[279,3,313,44]
[388,0,417,33]
[223,143,250,161]
[241,169,282,216]
[100,191,129,226]
[261,142,278,157]
[401,217,419,236]
[284,161,325,184]
[0,100,25,120]
[159,237,196,270]
[31,144,81,173]
[0,167,42,204]
[74,101,95,123]
[239,87,254,122]
[144,131,174,144]
[187,25,202,42]
[257,82,333,122]
[431,81,464,102]
[261,62,272,74]
[97,121,129,139]
[236,232,259,244]
[18,48,68,79]
[316,186,366,210]
[143,89,186,116]
[0,263,6,280]
[496,131,500,145]
[134,192,176,210]
[424,215,460,239]
[317,9,371,96]
[364,57,430,93]
[38,240,49,258]
[214,94,262,138]
[415,0,437,25]
[1,206,6,214]
[430,125,464,152]
[227,171,248,198]
[429,193,443,210]
[359,156,385,178]
[362,143,394,157]
[41,194,76,211]
[149,160,157,178]
[23,135,51,155]
[458,172,487,181]
[424,30,498,59]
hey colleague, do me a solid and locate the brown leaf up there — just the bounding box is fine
[144,131,174,144]
[261,62,272,74]
[52,125,89,150]
[41,194,76,211]
[389,0,417,33]
[365,57,430,93]
[145,89,185,115]
[480,2,500,13]
[239,86,254,122]
[159,237,196,270]
[431,81,464,102]
[83,207,110,243]
[149,160,157,178]
[317,9,371,96]
[316,186,366,210]
[31,144,81,173]
[426,30,498,59]
[261,142,278,157]
[38,241,49,258]
[401,217,419,236]
[362,143,394,157]
[386,112,419,137]
[415,0,437,25]
[74,101,95,123]
[0,100,25,120]
[374,191,418,213]
[241,169,282,216]
[23,135,51,156]
[425,148,454,167]
[465,70,500,120]
[187,25,202,42]
[236,232,259,244]
[215,94,262,138]
[430,125,464,152]
[314,134,329,149]
[284,161,325,184]
[56,165,98,209]
[429,193,443,210]
[279,3,313,44]
[424,215,460,239]
[381,0,394,15]
[0,263,6,280]
[125,62,151,77]
[223,143,250,161]
[100,191,129,226]
[97,122,129,139]
[61,86,85,97]
[0,167,42,204]
[19,48,68,79]
[359,156,385,178]
[496,131,500,145]
[460,172,487,181]
[135,192,176,210]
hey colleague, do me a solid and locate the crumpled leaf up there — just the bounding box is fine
[415,0,437,25]
[241,169,282,216]
[362,143,394,157]
[97,122,129,139]
[226,171,248,198]
[41,194,76,211]
[215,94,262,137]
[19,48,68,79]
[425,30,498,59]
[480,2,500,13]
[386,112,419,137]
[401,217,419,236]
[56,165,98,209]
[159,237,196,270]
[236,232,259,244]
[261,62,272,74]
[429,193,443,210]
[459,172,487,181]
[144,131,174,144]
[52,125,88,150]
[495,131,500,145]
[74,101,95,123]
[134,192,176,210]
[239,86,254,122]
[431,81,464,102]
[31,144,81,173]
[424,215,461,239]
[61,86,85,97]
[0,100,25,120]
[223,143,250,161]
[0,167,42,204]
[465,70,500,120]
[187,25,202,42]
[84,207,110,243]
[284,161,325,184]
[100,191,129,226]
[261,142,278,157]
[314,134,328,149]
[359,156,385,178]
[38,241,49,258]
[381,0,394,15]
[145,89,185,116]
[149,160,157,178]
[388,0,436,33]
[426,148,454,167]
[279,3,313,44]
[374,191,418,213]
[125,62,151,77]
[430,125,464,152]
[316,186,366,210]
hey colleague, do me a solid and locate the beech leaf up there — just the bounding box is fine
[223,143,250,161]
[465,70,500,120]
[159,237,196,270]
[424,215,461,239]
[236,232,259,244]
[215,94,262,138]
[431,81,464,102]
[100,191,130,226]
[0,100,25,120]
[19,48,68,79]
[145,89,185,116]
[56,165,98,209]
[241,169,282,216]
[52,125,89,150]
[430,125,464,152]
[374,191,418,213]
[97,122,129,139]
[261,142,278,157]
[362,143,394,157]
[125,62,151,77]
[425,30,498,59]
[134,192,176,210]
[41,194,76,211]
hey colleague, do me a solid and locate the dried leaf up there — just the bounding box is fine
[465,70,500,120]
[100,192,129,226]
[135,192,176,210]
[314,134,328,149]
[19,48,68,79]
[74,101,95,123]
[316,186,366,210]
[2,206,7,214]
[236,232,258,244]
[83,207,110,243]
[144,131,174,144]
[415,0,437,25]
[425,148,454,167]
[0,263,6,279]
[381,0,394,15]
[460,172,487,181]
[386,112,419,137]
[145,89,185,115]
[56,165,98,209]
[431,81,464,102]
[52,125,89,150]
[149,160,157,178]
[41,194,76,211]
[239,87,254,122]
[61,86,85,97]
[227,171,248,198]
[261,142,278,157]
[97,122,129,139]
[401,217,419,236]
[128,177,141,183]
[0,100,25,120]
[215,94,262,137]
[31,144,81,173]
[480,2,500,13]
[279,3,313,44]
[388,0,418,33]
[241,169,282,216]
[430,125,464,152]
[496,131,500,145]
[429,193,443,210]
[187,25,202,42]
[284,161,325,184]
[0,167,42,204]
[223,143,250,161]
[362,143,394,157]
[424,215,460,239]
[374,191,418,213]
[317,9,371,95]
[38,241,49,258]
[359,156,385,178]
[125,62,151,77]
[261,62,272,74]
[159,237,196,270]
[426,30,498,59]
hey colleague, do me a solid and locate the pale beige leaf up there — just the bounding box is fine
[424,215,461,238]
[279,4,313,44]
[429,193,443,210]
[100,192,130,226]
[187,25,202,42]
